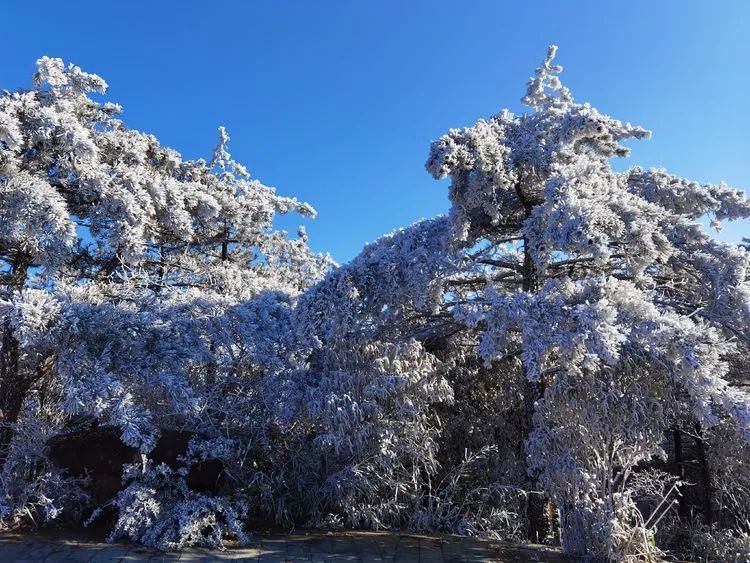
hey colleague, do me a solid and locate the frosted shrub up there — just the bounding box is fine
[687,525,750,563]
[0,411,88,530]
[281,339,453,529]
[108,463,248,550]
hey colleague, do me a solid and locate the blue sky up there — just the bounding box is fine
[2,1,748,262]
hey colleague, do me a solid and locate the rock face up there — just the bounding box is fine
[149,429,226,492]
[47,419,225,504]
[47,417,139,504]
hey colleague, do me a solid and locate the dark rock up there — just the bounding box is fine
[150,429,193,468]
[48,420,226,502]
[150,429,226,492]
[47,416,139,503]
[186,458,225,492]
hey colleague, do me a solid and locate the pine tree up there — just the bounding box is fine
[426,46,750,558]
[0,58,329,538]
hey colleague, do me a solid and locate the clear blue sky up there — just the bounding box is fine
[2,1,748,262]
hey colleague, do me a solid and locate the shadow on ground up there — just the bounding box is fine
[0,529,570,562]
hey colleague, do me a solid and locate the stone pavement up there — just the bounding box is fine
[0,530,569,562]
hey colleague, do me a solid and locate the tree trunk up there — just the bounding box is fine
[0,253,30,468]
[519,233,550,542]
[505,184,550,542]
[0,318,27,467]
[672,427,688,520]
[693,426,713,524]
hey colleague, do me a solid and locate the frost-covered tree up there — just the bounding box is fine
[426,46,750,558]
[287,220,457,528]
[290,216,530,538]
[1,48,748,560]
[0,57,330,538]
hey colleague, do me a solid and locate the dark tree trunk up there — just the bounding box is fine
[220,224,229,262]
[694,426,713,524]
[507,182,550,543]
[671,427,689,520]
[0,253,30,468]
[0,319,27,467]
[518,224,549,542]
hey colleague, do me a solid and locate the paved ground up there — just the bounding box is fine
[0,530,569,562]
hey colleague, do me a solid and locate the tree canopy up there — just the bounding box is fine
[1,48,749,561]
